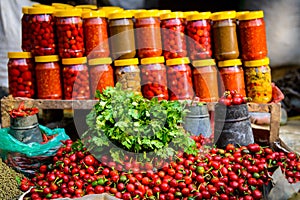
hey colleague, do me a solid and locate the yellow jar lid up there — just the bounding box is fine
[28,6,55,14]
[160,12,185,20]
[192,59,216,67]
[166,57,190,66]
[62,57,87,65]
[238,10,264,21]
[99,6,123,11]
[88,57,112,65]
[114,58,139,66]
[128,9,147,16]
[236,11,250,20]
[52,3,73,9]
[187,12,211,21]
[183,11,199,18]
[108,11,133,20]
[134,10,160,18]
[54,9,82,17]
[32,4,51,7]
[35,55,60,62]
[82,10,106,18]
[76,4,98,10]
[157,10,172,16]
[210,11,236,21]
[244,57,269,67]
[218,59,242,67]
[22,6,31,14]
[141,56,165,65]
[8,52,32,59]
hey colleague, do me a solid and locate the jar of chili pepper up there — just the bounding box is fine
[135,11,163,58]
[211,11,239,61]
[192,59,219,102]
[140,56,168,100]
[108,11,136,59]
[28,6,56,56]
[82,10,110,58]
[218,59,246,96]
[238,11,268,61]
[244,57,272,103]
[7,52,35,98]
[55,9,85,58]
[114,58,141,94]
[160,12,187,60]
[21,6,32,52]
[166,57,194,100]
[186,12,212,60]
[35,55,62,99]
[62,57,90,100]
[88,57,114,98]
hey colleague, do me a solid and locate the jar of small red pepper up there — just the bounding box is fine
[135,11,163,58]
[186,12,212,60]
[62,57,90,100]
[28,6,56,56]
[166,57,194,100]
[55,9,85,58]
[140,56,169,100]
[238,11,268,61]
[160,12,187,60]
[218,59,246,96]
[82,10,110,58]
[7,52,35,98]
[88,57,114,98]
[35,55,62,99]
[192,59,219,102]
[21,6,32,52]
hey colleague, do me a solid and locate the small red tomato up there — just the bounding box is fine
[219,97,232,106]
[232,97,243,105]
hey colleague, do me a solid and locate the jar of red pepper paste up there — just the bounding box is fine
[166,57,194,100]
[160,12,187,60]
[238,11,268,61]
[135,11,163,58]
[28,6,56,56]
[88,57,114,98]
[140,56,169,100]
[7,52,35,98]
[192,59,219,102]
[35,55,62,99]
[82,10,110,58]
[62,57,90,100]
[21,6,32,52]
[186,12,212,60]
[55,9,85,58]
[218,59,246,96]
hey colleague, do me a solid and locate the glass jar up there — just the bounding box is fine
[211,11,239,61]
[135,11,162,58]
[166,57,194,100]
[244,57,272,103]
[238,11,268,61]
[114,58,141,94]
[108,11,136,59]
[7,52,35,98]
[35,55,62,99]
[218,59,246,96]
[88,57,114,98]
[140,56,168,100]
[192,59,219,102]
[82,10,110,58]
[28,6,56,56]
[186,12,212,60]
[161,12,187,60]
[55,9,85,58]
[62,57,90,100]
[21,6,32,52]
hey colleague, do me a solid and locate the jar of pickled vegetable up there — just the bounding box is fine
[135,11,162,58]
[186,12,212,60]
[166,57,194,100]
[55,9,85,58]
[114,58,141,94]
[211,11,239,61]
[7,52,35,98]
[35,55,62,99]
[161,12,187,60]
[218,59,246,96]
[28,6,56,56]
[244,57,272,103]
[21,6,32,52]
[238,11,268,61]
[88,57,114,98]
[140,56,168,100]
[108,11,136,59]
[62,57,90,100]
[82,10,110,58]
[192,59,219,102]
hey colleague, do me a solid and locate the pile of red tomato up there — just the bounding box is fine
[218,90,251,106]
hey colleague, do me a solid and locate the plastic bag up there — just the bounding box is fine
[0,125,70,177]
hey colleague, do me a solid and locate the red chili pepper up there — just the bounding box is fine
[17,101,25,112]
[42,133,49,143]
